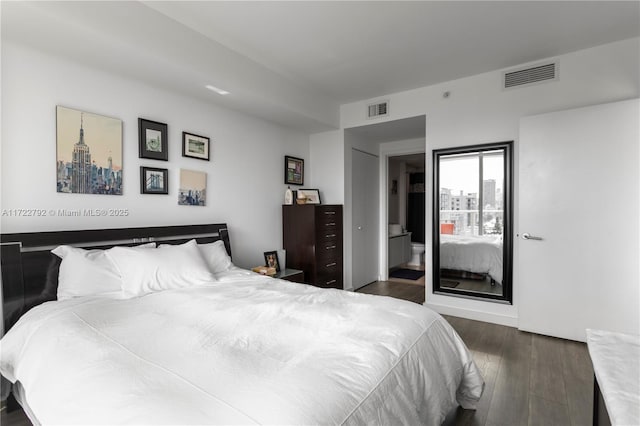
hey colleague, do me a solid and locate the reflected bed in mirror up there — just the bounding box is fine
[433,141,513,303]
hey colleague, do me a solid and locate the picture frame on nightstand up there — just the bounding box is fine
[264,251,281,272]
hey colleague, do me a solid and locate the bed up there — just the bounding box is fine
[0,224,484,425]
[439,234,503,284]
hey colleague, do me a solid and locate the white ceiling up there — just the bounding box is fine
[2,1,639,133]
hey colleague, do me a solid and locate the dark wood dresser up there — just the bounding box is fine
[282,204,343,289]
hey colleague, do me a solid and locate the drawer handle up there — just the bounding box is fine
[326,262,337,268]
[325,234,336,238]
[326,245,336,250]
[324,211,336,215]
[326,279,337,285]
[325,222,336,226]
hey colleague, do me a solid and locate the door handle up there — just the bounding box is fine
[522,233,543,241]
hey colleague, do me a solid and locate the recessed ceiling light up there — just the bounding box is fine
[205,85,230,95]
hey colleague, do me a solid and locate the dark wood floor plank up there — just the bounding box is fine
[1,407,31,426]
[450,321,507,426]
[562,340,593,382]
[486,327,532,426]
[528,394,571,426]
[530,334,567,403]
[562,341,593,426]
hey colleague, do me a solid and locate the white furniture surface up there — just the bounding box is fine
[586,329,640,426]
[389,232,411,268]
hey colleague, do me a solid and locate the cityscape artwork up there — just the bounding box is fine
[56,106,123,195]
[178,169,206,206]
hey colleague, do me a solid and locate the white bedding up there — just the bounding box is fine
[439,234,503,284]
[0,270,483,425]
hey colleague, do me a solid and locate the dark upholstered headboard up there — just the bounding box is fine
[0,223,231,332]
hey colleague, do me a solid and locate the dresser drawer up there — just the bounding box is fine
[316,240,340,258]
[315,270,342,289]
[316,220,339,236]
[317,229,339,242]
[317,258,341,274]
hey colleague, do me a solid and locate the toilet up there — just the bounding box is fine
[408,242,425,266]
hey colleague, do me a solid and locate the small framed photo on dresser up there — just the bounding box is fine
[297,189,321,205]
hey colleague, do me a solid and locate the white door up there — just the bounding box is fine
[518,99,639,342]
[352,148,379,290]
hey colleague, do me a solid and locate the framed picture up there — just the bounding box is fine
[140,166,168,194]
[178,169,206,206]
[182,132,210,161]
[56,106,123,195]
[139,118,168,161]
[284,155,304,185]
[297,189,321,205]
[264,250,281,272]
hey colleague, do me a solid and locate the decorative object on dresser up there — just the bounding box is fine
[263,250,281,272]
[182,131,210,161]
[296,189,321,205]
[283,204,343,289]
[284,155,304,185]
[56,106,123,195]
[140,166,168,194]
[138,118,168,161]
[252,265,276,276]
[284,186,293,205]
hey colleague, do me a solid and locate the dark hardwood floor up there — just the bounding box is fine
[356,280,425,304]
[2,281,593,426]
[0,403,30,426]
[357,280,594,426]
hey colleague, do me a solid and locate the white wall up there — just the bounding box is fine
[309,130,344,204]
[0,42,309,268]
[336,38,640,325]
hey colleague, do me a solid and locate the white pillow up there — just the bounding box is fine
[106,239,217,297]
[198,240,233,273]
[52,243,155,300]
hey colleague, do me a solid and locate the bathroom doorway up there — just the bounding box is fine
[388,153,426,285]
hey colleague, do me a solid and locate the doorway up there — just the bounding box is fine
[344,115,426,291]
[387,153,426,286]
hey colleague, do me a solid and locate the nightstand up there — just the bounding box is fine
[273,268,305,283]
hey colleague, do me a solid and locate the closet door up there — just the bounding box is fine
[351,148,379,290]
[518,99,639,341]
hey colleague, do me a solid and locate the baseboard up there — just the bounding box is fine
[424,301,518,327]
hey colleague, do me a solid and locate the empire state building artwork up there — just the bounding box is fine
[56,106,123,195]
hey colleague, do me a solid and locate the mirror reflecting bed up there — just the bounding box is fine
[433,142,513,303]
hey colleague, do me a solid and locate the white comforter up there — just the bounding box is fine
[0,271,483,425]
[440,234,503,284]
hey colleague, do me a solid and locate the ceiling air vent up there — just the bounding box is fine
[503,62,557,89]
[367,101,389,119]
